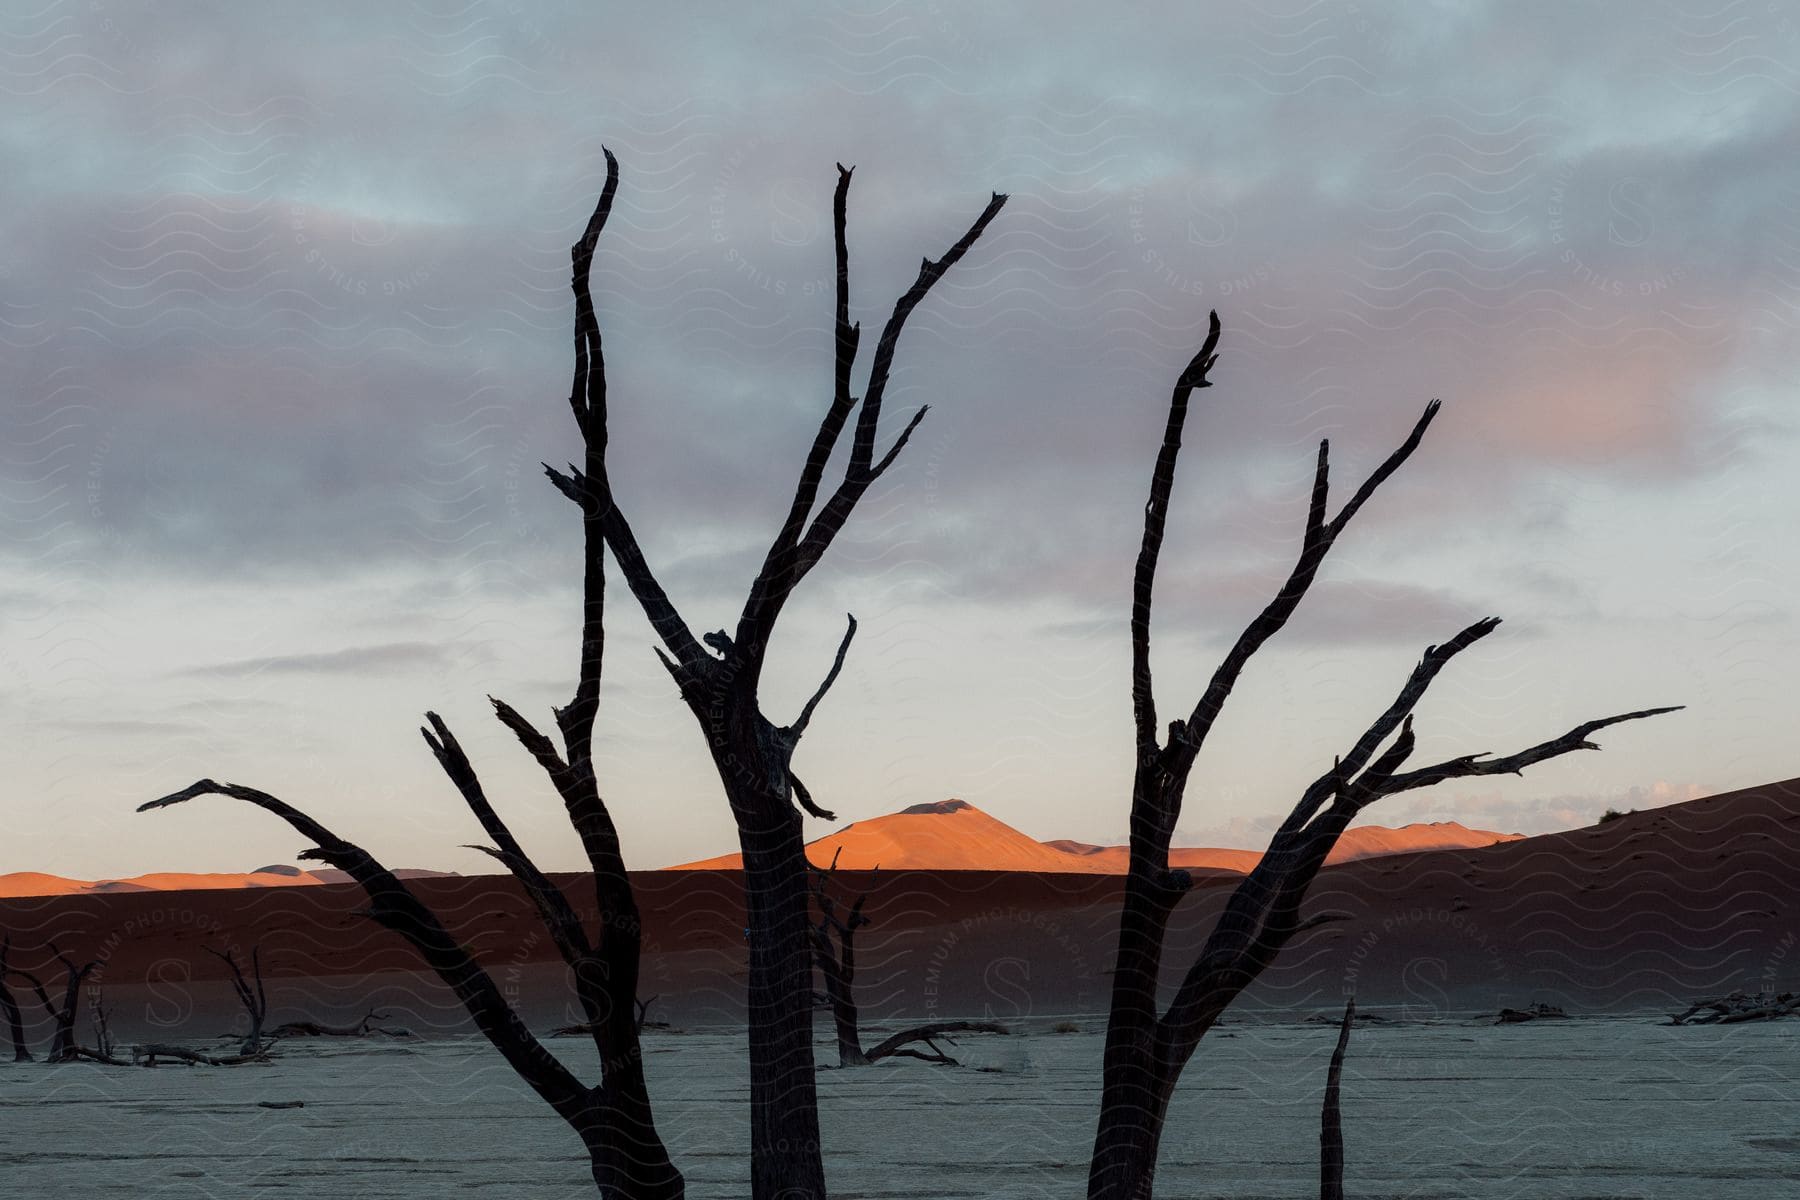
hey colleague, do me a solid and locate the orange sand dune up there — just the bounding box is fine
[0,868,329,899]
[0,865,460,900]
[667,800,1519,873]
[671,800,1106,873]
[0,872,92,899]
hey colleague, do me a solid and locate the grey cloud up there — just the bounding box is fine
[180,641,457,679]
[50,718,199,738]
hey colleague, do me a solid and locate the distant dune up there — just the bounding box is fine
[664,799,1521,873]
[0,803,1517,898]
[2,778,1796,1036]
[0,866,457,900]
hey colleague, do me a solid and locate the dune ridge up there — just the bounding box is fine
[664,798,1521,873]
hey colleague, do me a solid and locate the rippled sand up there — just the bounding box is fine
[4,1016,1796,1197]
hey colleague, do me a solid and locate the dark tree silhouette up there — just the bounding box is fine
[1086,312,1678,1200]
[550,155,1004,1198]
[1,936,32,1061]
[10,944,97,1063]
[810,850,1006,1067]
[141,153,685,1200]
[205,945,269,1056]
[810,849,872,1067]
[1319,999,1353,1200]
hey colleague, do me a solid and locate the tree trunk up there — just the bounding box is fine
[49,975,82,1064]
[1,985,26,1061]
[577,869,683,1200]
[1089,865,1180,1200]
[0,941,29,1061]
[584,1080,685,1200]
[1320,999,1353,1200]
[825,971,867,1068]
[726,773,827,1200]
[810,854,869,1068]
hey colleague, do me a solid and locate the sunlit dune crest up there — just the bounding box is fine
[663,800,1521,872]
[0,866,456,899]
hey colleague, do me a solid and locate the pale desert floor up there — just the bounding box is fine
[3,1015,1797,1198]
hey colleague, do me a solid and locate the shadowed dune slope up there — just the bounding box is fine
[1,778,1794,1036]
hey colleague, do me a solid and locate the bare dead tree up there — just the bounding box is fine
[548,155,1003,1198]
[1320,998,1353,1200]
[810,849,1005,1068]
[11,944,97,1063]
[1,936,30,1061]
[1086,312,1679,1200]
[141,156,684,1200]
[810,848,873,1066]
[205,946,269,1056]
[89,987,116,1062]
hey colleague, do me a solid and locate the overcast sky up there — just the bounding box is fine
[4,2,1798,878]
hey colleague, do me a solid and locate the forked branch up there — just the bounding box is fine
[1170,399,1443,775]
[421,710,592,970]
[736,175,1009,661]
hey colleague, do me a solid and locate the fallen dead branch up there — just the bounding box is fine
[862,1021,1009,1066]
[266,1008,413,1039]
[134,1042,272,1067]
[1669,991,1799,1025]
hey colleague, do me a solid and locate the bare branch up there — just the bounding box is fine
[487,695,635,941]
[755,163,864,588]
[1132,311,1223,757]
[568,146,619,442]
[1326,400,1440,538]
[1255,616,1502,851]
[789,614,858,741]
[421,712,591,967]
[1175,399,1442,769]
[738,186,1009,655]
[555,148,705,675]
[849,190,1008,481]
[139,780,589,1122]
[1362,704,1684,803]
[868,405,930,481]
[789,772,837,822]
[1164,690,1676,1068]
[489,697,573,781]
